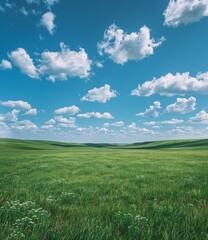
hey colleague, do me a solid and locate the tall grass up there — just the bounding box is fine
[0,139,207,239]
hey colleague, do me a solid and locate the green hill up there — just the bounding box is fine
[0,138,207,151]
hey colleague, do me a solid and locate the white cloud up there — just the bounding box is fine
[110,121,124,127]
[152,125,160,129]
[77,112,114,119]
[0,59,12,70]
[104,121,124,127]
[126,123,155,134]
[144,121,157,126]
[3,110,19,122]
[25,0,60,7]
[57,123,76,128]
[136,101,161,118]
[0,100,31,110]
[166,96,196,114]
[0,5,5,12]
[11,120,38,130]
[98,24,165,64]
[0,100,38,117]
[8,43,92,81]
[54,105,80,115]
[25,108,37,115]
[131,72,208,97]
[127,122,137,130]
[161,118,184,125]
[189,110,208,124]
[45,119,56,125]
[26,0,40,4]
[54,115,75,123]
[41,12,56,35]
[95,61,103,68]
[81,84,117,103]
[0,2,14,12]
[44,0,60,7]
[164,0,208,27]
[41,124,54,129]
[144,118,184,125]
[38,42,92,81]
[99,127,109,133]
[5,2,13,9]
[54,116,76,128]
[20,7,28,16]
[9,48,39,79]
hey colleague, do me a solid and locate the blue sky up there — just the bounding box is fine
[0,0,208,142]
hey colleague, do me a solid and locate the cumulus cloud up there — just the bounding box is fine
[0,100,31,110]
[136,101,161,118]
[127,122,137,130]
[54,105,80,115]
[0,100,38,118]
[24,108,37,116]
[77,112,114,119]
[41,12,56,34]
[11,120,38,130]
[98,24,165,64]
[45,119,56,125]
[164,0,208,27]
[127,122,155,134]
[189,110,208,124]
[166,96,196,114]
[54,115,75,123]
[9,48,39,78]
[0,59,12,70]
[54,116,76,128]
[131,72,208,97]
[38,42,92,81]
[81,84,117,103]
[169,126,194,134]
[3,110,19,122]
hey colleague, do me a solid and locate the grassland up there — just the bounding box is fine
[0,138,208,240]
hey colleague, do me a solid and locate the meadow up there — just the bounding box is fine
[0,138,207,240]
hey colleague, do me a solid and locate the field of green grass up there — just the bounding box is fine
[0,138,208,240]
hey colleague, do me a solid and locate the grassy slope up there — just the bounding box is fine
[0,138,208,240]
[0,138,207,150]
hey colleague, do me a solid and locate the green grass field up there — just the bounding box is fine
[0,138,208,240]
